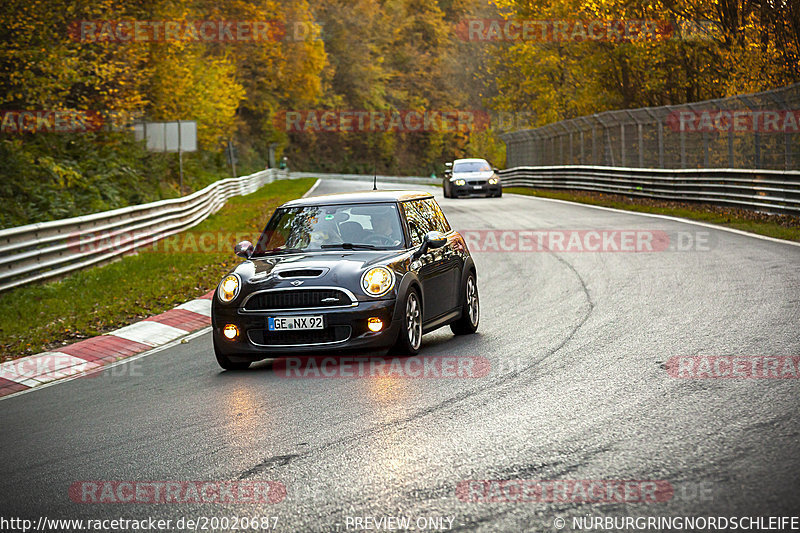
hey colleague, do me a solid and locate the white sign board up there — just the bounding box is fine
[134,121,197,152]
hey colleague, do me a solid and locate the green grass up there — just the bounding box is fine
[0,178,316,362]
[505,187,800,243]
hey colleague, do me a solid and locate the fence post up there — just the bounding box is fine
[728,125,734,168]
[680,128,686,168]
[638,123,644,168]
[620,124,626,167]
[569,132,574,164]
[657,120,664,168]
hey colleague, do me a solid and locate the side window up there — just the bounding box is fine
[423,199,451,232]
[401,201,429,246]
[414,199,447,233]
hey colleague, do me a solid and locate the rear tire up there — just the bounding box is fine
[393,289,422,355]
[214,338,251,370]
[451,273,479,335]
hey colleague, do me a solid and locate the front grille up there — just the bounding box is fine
[277,269,324,278]
[243,289,353,311]
[471,180,487,186]
[248,326,351,346]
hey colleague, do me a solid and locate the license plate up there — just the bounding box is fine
[268,316,324,331]
[473,185,483,189]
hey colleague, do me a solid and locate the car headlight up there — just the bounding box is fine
[489,177,499,185]
[361,267,395,297]
[454,179,466,186]
[218,274,241,303]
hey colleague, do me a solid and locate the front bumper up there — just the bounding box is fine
[451,182,502,197]
[212,298,401,359]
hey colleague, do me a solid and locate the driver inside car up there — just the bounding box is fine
[370,214,402,246]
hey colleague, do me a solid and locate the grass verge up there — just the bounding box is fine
[505,187,800,243]
[0,178,316,362]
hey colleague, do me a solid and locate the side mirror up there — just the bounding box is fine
[412,231,447,260]
[235,240,254,259]
[493,167,500,172]
[445,162,453,168]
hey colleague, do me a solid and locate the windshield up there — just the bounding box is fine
[255,203,405,254]
[453,161,491,173]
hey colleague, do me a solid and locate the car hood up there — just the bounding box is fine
[230,250,409,294]
[452,170,495,181]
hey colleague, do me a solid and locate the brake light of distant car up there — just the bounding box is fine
[361,267,395,297]
[218,274,241,303]
[223,324,239,340]
[489,177,499,185]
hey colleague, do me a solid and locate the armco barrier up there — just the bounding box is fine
[0,170,288,293]
[498,166,800,215]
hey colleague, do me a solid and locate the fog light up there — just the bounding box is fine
[223,324,239,340]
[367,318,383,332]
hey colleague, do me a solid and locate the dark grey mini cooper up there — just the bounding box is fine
[211,190,479,370]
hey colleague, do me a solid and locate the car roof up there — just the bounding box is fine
[281,189,433,207]
[453,158,489,164]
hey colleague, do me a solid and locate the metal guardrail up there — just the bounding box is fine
[289,171,436,185]
[0,169,291,293]
[499,166,800,215]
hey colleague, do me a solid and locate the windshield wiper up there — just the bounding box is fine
[321,243,383,250]
[254,247,305,256]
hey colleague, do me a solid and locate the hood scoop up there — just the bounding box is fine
[276,268,325,279]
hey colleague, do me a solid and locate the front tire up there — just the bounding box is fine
[214,338,251,370]
[451,273,479,335]
[393,289,422,355]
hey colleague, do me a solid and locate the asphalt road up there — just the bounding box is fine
[2,179,799,532]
